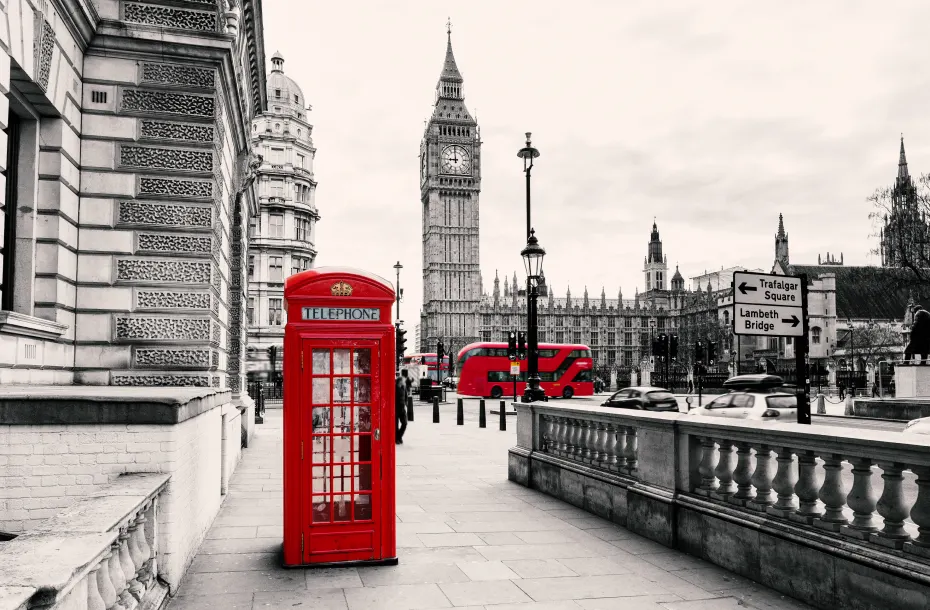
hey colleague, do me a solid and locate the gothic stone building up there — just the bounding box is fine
[245,51,318,380]
[0,0,266,391]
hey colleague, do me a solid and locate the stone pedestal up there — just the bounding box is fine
[895,364,930,398]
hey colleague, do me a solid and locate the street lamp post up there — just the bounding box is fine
[521,230,546,402]
[518,133,543,403]
[393,261,403,321]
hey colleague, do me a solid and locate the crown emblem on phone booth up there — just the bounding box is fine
[330,281,353,297]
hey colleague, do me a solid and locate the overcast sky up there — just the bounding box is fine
[263,0,930,327]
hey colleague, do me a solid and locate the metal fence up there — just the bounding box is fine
[246,381,275,423]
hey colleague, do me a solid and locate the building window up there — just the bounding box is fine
[573,332,582,344]
[269,298,283,325]
[538,331,547,342]
[275,88,281,98]
[269,256,283,282]
[811,327,821,344]
[271,180,284,197]
[624,332,632,346]
[592,350,599,363]
[607,350,616,364]
[608,318,615,327]
[270,147,285,164]
[608,332,616,345]
[591,317,598,328]
[623,350,632,364]
[556,331,564,343]
[625,317,632,328]
[269,213,284,237]
[295,94,299,103]
[657,318,665,330]
[249,215,259,237]
[291,256,310,276]
[574,318,581,328]
[296,216,310,241]
[248,256,255,280]
[296,154,305,168]
[0,112,20,311]
[247,298,255,325]
[590,332,598,346]
[481,331,492,341]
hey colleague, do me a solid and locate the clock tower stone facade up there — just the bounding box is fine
[419,27,482,355]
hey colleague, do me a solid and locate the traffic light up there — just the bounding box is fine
[707,343,716,366]
[507,331,517,361]
[436,339,444,366]
[652,338,660,357]
[517,331,527,360]
[695,341,705,363]
[659,333,669,359]
[669,335,679,361]
[396,326,407,360]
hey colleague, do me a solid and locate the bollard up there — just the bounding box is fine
[407,396,414,421]
[816,393,825,415]
[499,400,506,431]
[457,398,464,425]
[479,399,486,428]
[433,396,440,423]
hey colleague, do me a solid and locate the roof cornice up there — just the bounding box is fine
[54,0,99,50]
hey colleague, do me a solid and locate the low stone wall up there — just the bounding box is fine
[0,387,244,591]
[852,398,930,421]
[509,403,930,610]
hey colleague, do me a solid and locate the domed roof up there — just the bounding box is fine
[267,52,306,111]
[672,265,683,281]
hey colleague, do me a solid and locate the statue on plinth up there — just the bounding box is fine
[904,307,930,364]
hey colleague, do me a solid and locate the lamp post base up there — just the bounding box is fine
[521,385,547,403]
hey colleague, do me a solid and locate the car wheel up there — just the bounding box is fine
[562,386,574,399]
[490,386,503,399]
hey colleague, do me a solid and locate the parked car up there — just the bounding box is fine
[721,374,787,393]
[442,376,458,389]
[601,387,679,412]
[904,417,930,435]
[688,391,797,421]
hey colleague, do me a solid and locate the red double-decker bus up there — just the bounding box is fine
[455,342,593,399]
[401,353,450,383]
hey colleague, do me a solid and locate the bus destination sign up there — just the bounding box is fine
[732,271,803,337]
[303,307,381,322]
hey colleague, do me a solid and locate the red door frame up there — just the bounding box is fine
[282,268,397,568]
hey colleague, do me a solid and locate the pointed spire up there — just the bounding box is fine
[439,19,463,85]
[777,213,785,239]
[899,134,910,181]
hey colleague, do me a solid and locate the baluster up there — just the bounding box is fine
[96,549,118,609]
[622,426,638,474]
[840,457,878,539]
[766,447,798,518]
[571,419,584,458]
[790,450,823,523]
[557,417,569,454]
[118,529,138,609]
[728,442,755,506]
[747,445,776,511]
[604,424,619,469]
[563,418,576,456]
[144,499,158,583]
[136,504,153,584]
[907,466,930,558]
[696,437,719,496]
[108,539,128,608]
[713,440,736,499]
[580,420,594,462]
[594,421,608,464]
[872,462,911,549]
[87,563,106,610]
[539,415,550,452]
[128,518,147,600]
[814,454,848,531]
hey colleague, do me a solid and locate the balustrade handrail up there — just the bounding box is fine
[0,473,170,610]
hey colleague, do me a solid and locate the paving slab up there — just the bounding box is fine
[167,407,813,610]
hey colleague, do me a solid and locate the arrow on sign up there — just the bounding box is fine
[781,315,800,327]
[738,282,757,295]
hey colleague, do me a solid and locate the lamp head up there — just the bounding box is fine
[520,228,546,280]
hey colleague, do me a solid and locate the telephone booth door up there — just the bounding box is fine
[302,338,383,564]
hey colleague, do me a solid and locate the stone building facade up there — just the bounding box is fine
[418,27,482,354]
[880,137,930,269]
[245,51,317,380]
[0,0,266,391]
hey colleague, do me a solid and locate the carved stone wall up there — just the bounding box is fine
[136,290,211,310]
[141,62,215,89]
[120,145,213,173]
[134,348,211,368]
[137,233,212,255]
[139,177,213,199]
[121,89,215,118]
[123,3,218,33]
[140,120,214,143]
[116,259,211,284]
[115,316,211,342]
[118,201,212,228]
[112,374,212,387]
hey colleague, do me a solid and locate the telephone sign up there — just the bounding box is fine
[283,267,398,568]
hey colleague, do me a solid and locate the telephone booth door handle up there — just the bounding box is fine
[374,428,380,441]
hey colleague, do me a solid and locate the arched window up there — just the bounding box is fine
[811,326,821,344]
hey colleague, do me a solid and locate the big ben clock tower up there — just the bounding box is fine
[420,22,482,354]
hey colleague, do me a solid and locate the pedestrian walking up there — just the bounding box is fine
[871,383,879,398]
[395,371,408,444]
[838,382,846,401]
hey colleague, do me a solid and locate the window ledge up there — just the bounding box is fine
[0,311,69,341]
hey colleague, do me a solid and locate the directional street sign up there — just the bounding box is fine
[732,271,804,337]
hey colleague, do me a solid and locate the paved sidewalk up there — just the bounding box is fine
[168,403,812,610]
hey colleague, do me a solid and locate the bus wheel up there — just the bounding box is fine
[562,386,574,399]
[490,386,503,399]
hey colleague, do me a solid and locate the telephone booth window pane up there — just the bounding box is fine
[358,435,371,461]
[354,494,372,521]
[355,464,372,491]
[333,435,351,463]
[312,379,330,404]
[353,349,371,374]
[334,377,351,403]
[333,349,351,374]
[333,464,350,493]
[312,467,329,492]
[312,407,330,432]
[312,436,330,459]
[354,406,371,432]
[333,406,351,433]
[312,349,330,374]
[333,494,352,522]
[353,377,371,403]
[312,496,330,523]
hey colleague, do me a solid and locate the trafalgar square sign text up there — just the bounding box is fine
[732,271,804,337]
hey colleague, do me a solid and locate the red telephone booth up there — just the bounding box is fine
[282,267,398,567]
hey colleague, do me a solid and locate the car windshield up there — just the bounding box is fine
[647,391,674,401]
[766,395,797,409]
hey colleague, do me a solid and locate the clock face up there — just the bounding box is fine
[420,152,427,182]
[441,145,471,175]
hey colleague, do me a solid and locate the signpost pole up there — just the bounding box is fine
[512,374,517,403]
[698,364,703,407]
[797,274,811,424]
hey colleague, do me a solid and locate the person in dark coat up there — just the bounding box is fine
[395,372,408,444]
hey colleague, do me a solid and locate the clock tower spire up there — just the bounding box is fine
[419,22,482,353]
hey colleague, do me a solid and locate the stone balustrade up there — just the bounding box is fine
[0,474,169,610]
[510,403,930,609]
